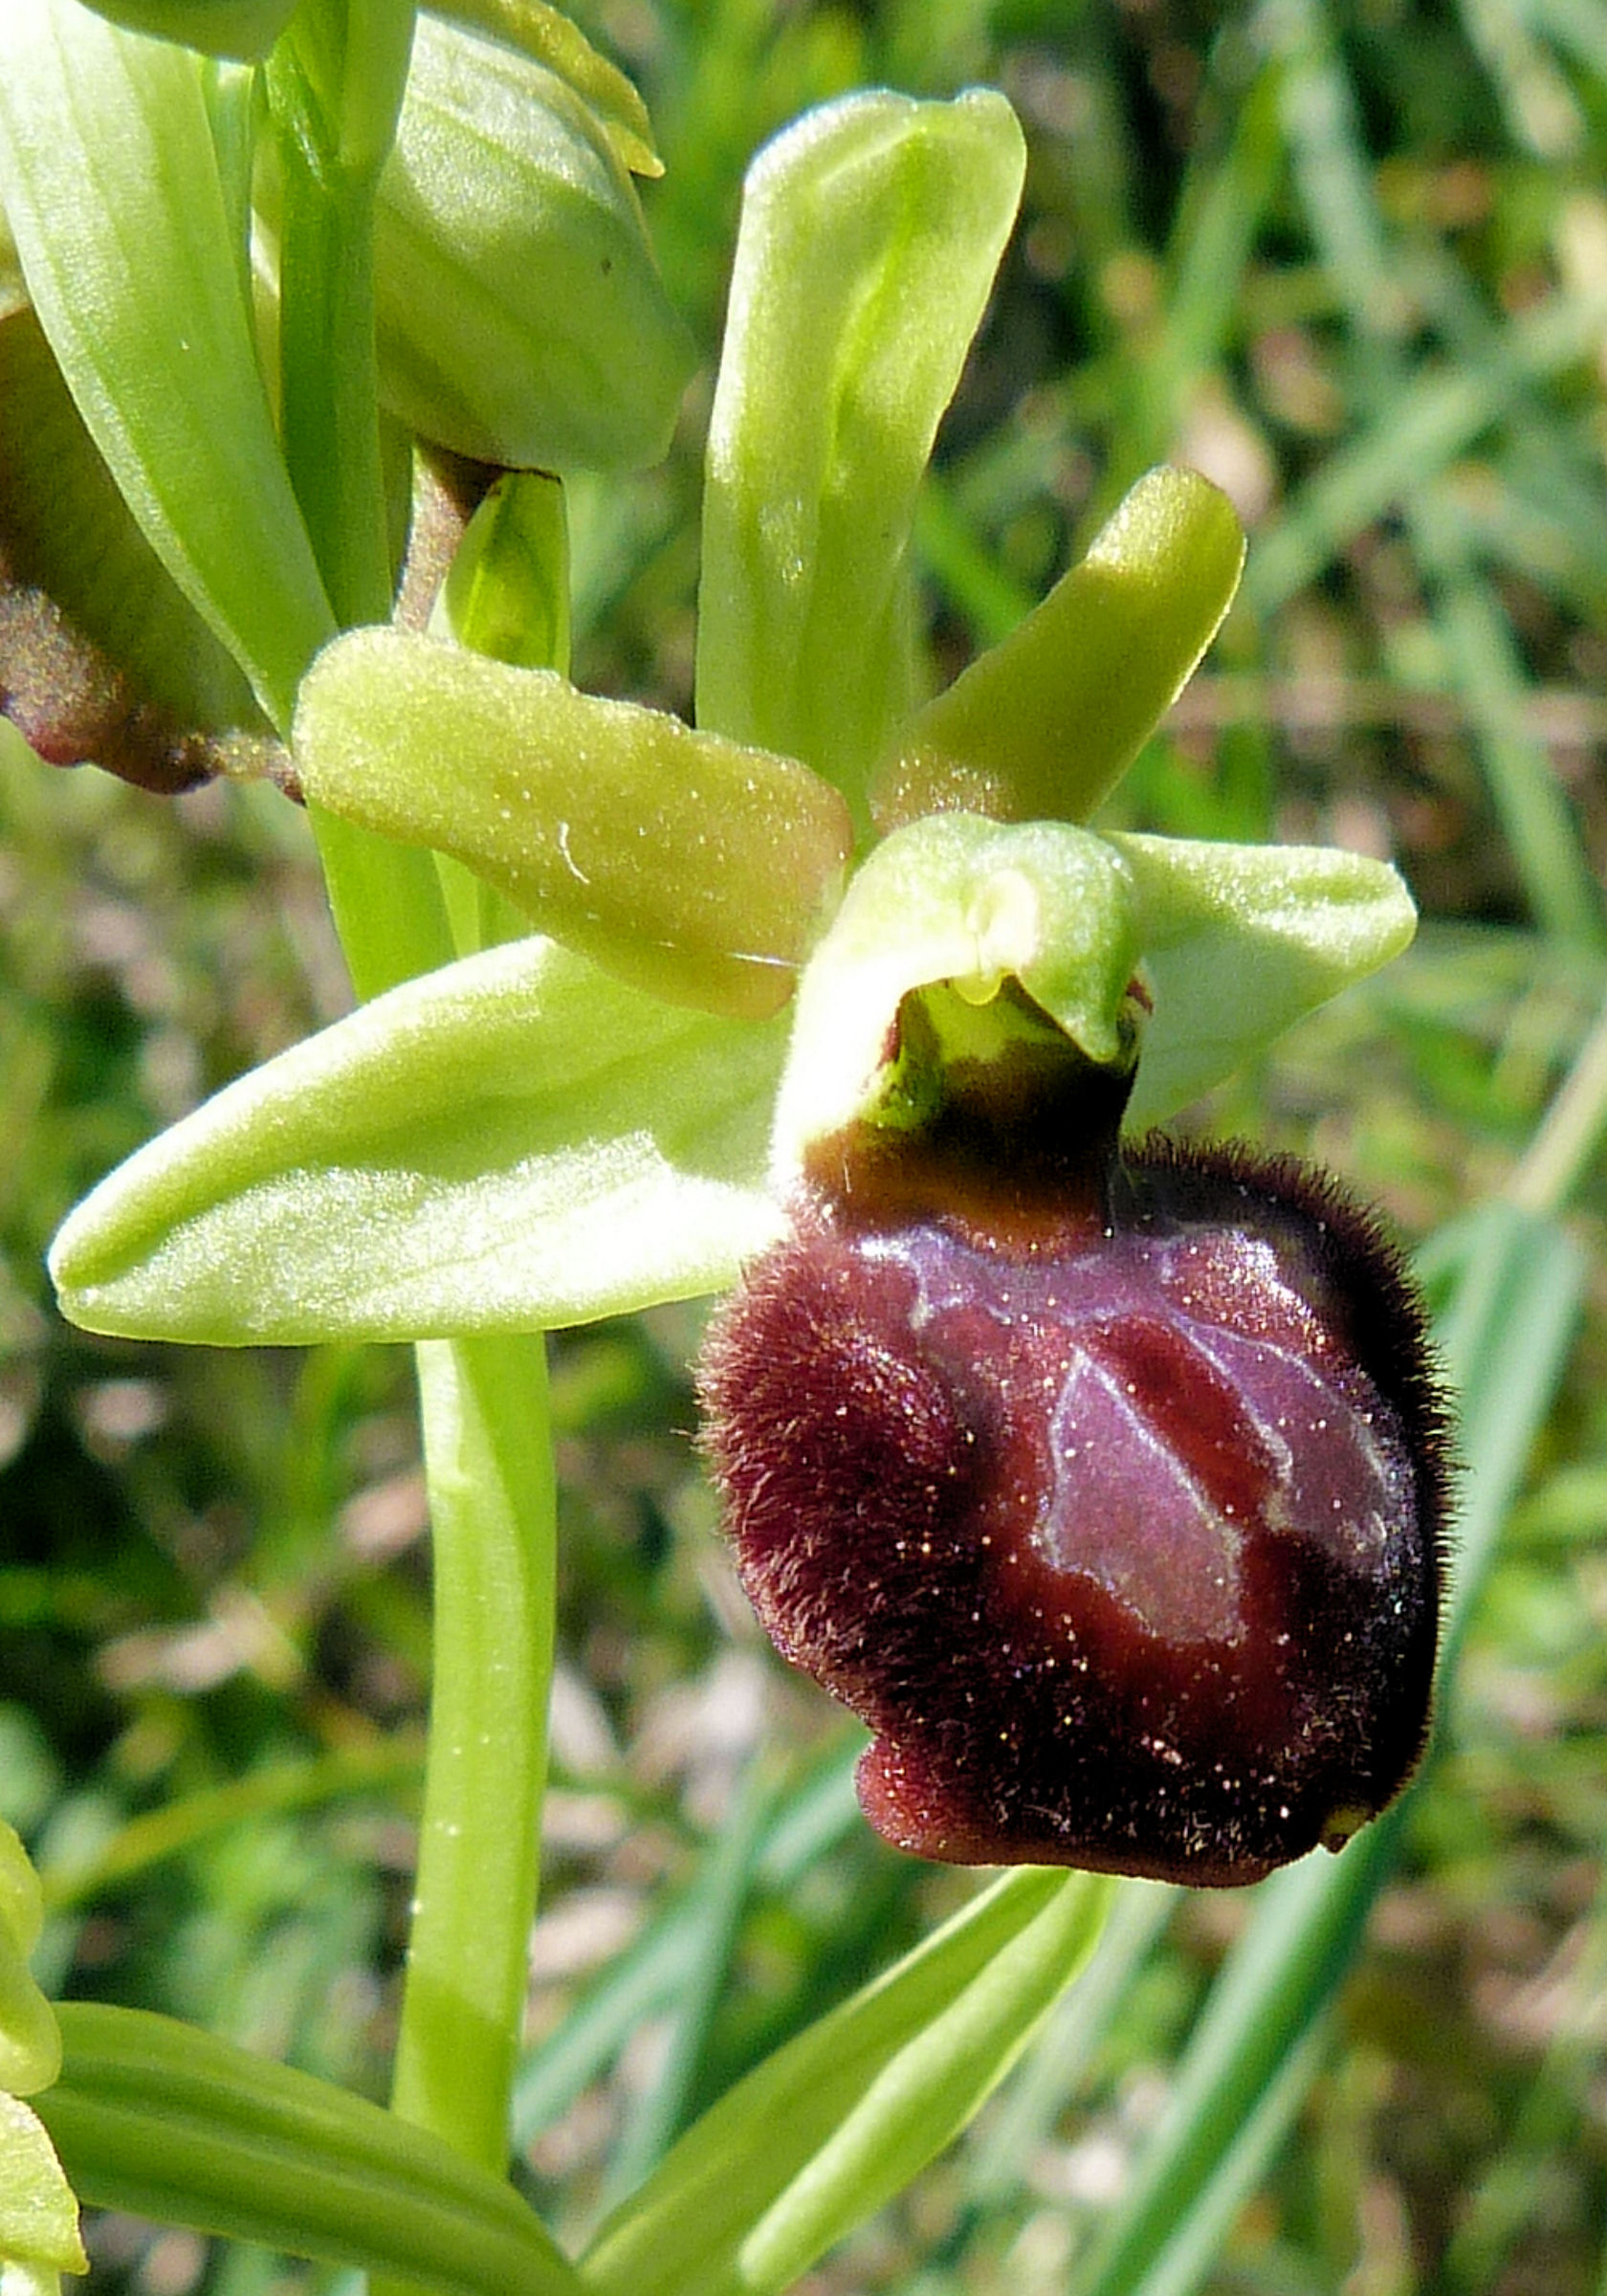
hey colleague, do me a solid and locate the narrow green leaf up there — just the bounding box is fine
[1112,832,1418,1133]
[870,468,1244,833]
[696,89,1026,826]
[41,2004,581,2296]
[50,935,786,1345]
[0,0,334,733]
[294,629,851,1019]
[581,1867,1111,2296]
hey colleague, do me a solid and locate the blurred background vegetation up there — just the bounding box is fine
[3,0,1606,2290]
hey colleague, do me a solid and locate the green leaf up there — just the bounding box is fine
[50,935,787,1346]
[771,811,1144,1178]
[0,1827,56,2102]
[69,0,298,57]
[41,2003,580,2296]
[372,12,696,473]
[1111,832,1419,1133]
[695,89,1026,827]
[0,0,334,734]
[0,2094,85,2278]
[870,468,1245,833]
[293,629,851,1018]
[580,1867,1111,2296]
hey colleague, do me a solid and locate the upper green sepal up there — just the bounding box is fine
[293,629,852,1018]
[871,467,1246,833]
[49,937,787,1346]
[695,88,1026,821]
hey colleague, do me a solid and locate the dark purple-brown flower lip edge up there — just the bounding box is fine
[698,1110,1449,1888]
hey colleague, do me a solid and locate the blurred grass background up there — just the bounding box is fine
[3,0,1607,2290]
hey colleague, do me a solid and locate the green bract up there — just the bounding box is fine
[0,1823,83,2292]
[372,12,695,472]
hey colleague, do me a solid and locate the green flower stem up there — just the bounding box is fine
[263,4,558,2196]
[391,1334,557,2173]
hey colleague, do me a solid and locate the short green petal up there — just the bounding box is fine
[696,89,1026,825]
[0,0,334,735]
[871,468,1245,831]
[771,813,1141,1180]
[0,2096,85,2278]
[51,937,787,1346]
[1113,833,1419,1132]
[373,14,695,473]
[293,629,851,1018]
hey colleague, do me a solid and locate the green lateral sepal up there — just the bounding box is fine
[50,936,787,1345]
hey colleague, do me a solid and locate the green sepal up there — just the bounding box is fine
[695,89,1026,824]
[0,1827,57,2102]
[372,13,695,473]
[870,467,1246,833]
[293,629,852,1018]
[0,0,334,735]
[67,0,298,58]
[42,2002,578,2296]
[1111,832,1419,1132]
[0,2096,86,2281]
[770,812,1143,1181]
[581,1869,1110,2296]
[50,936,787,1346]
[428,0,663,177]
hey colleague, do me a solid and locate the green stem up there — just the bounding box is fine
[1507,981,1607,1219]
[391,1334,557,2173]
[263,2,561,2194]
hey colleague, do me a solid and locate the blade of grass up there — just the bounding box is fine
[580,1866,1112,2296]
[599,1758,774,2206]
[1243,285,1607,616]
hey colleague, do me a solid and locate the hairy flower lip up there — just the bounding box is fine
[699,1131,1449,1887]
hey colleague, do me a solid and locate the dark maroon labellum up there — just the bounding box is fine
[699,1061,1447,1887]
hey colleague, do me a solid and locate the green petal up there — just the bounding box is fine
[695,89,1026,826]
[871,467,1245,832]
[372,13,695,473]
[1113,832,1419,1132]
[771,812,1142,1179]
[0,0,332,734]
[293,629,852,1018]
[50,937,787,1346]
